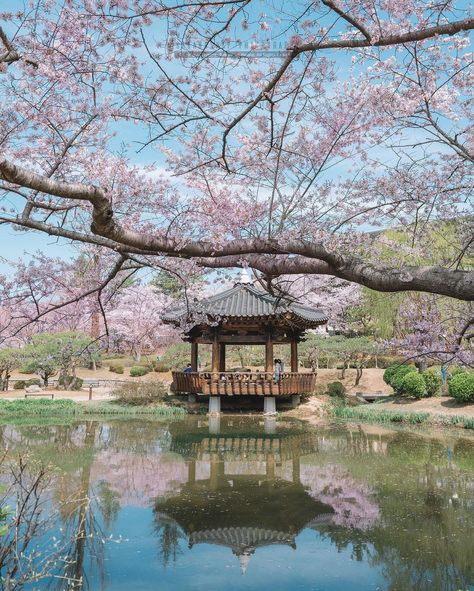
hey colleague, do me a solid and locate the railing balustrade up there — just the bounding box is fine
[171,371,316,396]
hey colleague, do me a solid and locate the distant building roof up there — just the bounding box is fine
[162,282,327,329]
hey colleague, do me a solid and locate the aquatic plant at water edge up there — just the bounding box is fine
[111,381,168,405]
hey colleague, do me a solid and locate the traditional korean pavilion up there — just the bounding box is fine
[162,272,327,413]
[154,418,334,574]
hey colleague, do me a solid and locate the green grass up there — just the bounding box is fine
[0,398,187,418]
[330,405,474,429]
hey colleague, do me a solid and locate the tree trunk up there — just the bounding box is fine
[133,348,141,363]
[416,360,427,372]
[355,367,363,386]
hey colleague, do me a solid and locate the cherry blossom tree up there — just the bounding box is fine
[0,0,472,344]
[386,293,474,367]
[107,284,176,361]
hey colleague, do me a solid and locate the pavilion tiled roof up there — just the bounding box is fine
[162,282,327,327]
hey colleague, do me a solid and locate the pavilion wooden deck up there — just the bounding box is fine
[172,371,316,396]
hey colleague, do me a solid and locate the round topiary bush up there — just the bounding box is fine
[154,362,170,373]
[450,366,466,378]
[327,381,346,398]
[448,373,474,403]
[129,366,150,377]
[390,365,418,394]
[400,372,427,399]
[109,364,124,374]
[383,365,398,385]
[421,368,442,397]
[13,380,25,390]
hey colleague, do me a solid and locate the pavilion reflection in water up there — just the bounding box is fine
[154,418,370,573]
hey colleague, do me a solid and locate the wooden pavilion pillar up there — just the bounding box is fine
[191,341,198,371]
[211,332,220,379]
[265,333,274,377]
[290,340,298,373]
[219,343,226,372]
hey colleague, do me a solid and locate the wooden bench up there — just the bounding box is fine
[25,392,54,399]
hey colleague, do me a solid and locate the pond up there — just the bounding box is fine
[1,416,474,591]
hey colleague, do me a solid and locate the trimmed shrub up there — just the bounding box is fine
[111,381,168,405]
[109,364,124,374]
[450,366,466,378]
[400,372,428,399]
[154,362,169,373]
[383,365,398,385]
[129,366,150,377]
[390,365,418,394]
[383,364,417,387]
[13,378,42,390]
[327,381,346,398]
[422,368,442,397]
[448,373,474,403]
[57,375,84,390]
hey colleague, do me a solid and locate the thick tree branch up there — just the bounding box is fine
[1,160,473,301]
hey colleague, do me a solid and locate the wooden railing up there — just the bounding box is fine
[171,371,316,396]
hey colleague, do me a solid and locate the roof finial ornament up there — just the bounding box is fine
[239,553,251,575]
[240,267,252,284]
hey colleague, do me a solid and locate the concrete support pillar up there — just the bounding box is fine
[219,343,226,373]
[209,395,221,414]
[264,396,276,415]
[208,415,221,434]
[290,341,298,372]
[264,416,277,434]
[191,341,198,371]
[188,393,197,403]
[291,394,300,408]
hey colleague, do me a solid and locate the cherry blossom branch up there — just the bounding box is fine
[220,16,474,164]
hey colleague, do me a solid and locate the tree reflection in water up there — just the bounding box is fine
[0,417,473,590]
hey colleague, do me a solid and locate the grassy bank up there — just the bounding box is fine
[0,398,187,418]
[330,404,474,430]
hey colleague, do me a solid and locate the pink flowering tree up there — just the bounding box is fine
[387,294,474,368]
[107,285,177,362]
[0,1,472,346]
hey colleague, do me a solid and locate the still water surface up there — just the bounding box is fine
[1,416,474,590]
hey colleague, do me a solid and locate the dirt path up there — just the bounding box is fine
[1,386,113,402]
[372,395,474,418]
